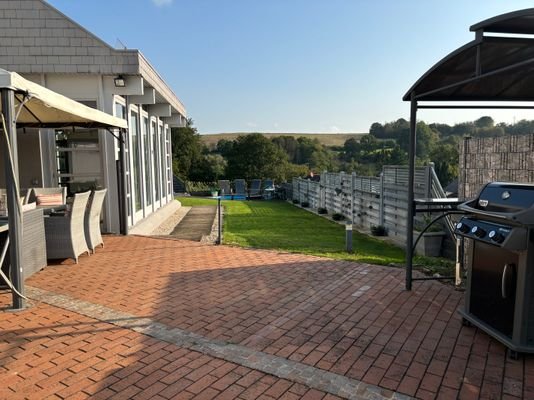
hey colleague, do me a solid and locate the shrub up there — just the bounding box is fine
[371,225,388,236]
[185,181,217,193]
[332,213,345,221]
[318,207,328,214]
[301,201,310,208]
[292,199,300,204]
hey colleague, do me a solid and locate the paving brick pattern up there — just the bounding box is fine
[0,292,342,400]
[0,235,531,399]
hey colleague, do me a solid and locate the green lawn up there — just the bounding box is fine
[177,198,451,269]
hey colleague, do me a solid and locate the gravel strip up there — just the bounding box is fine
[151,206,192,235]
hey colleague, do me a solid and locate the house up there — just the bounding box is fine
[0,0,186,234]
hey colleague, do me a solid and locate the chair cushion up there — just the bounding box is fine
[36,193,63,206]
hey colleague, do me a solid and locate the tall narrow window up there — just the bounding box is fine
[143,117,152,207]
[130,110,142,212]
[159,124,166,201]
[153,121,160,202]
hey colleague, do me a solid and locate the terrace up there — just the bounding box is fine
[1,234,532,399]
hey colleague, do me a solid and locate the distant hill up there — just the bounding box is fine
[200,132,366,149]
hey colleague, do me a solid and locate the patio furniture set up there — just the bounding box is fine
[217,179,275,200]
[0,187,107,287]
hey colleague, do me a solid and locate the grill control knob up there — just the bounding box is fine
[471,226,486,238]
[489,230,504,244]
[456,222,470,233]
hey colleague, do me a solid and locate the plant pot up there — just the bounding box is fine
[414,231,445,257]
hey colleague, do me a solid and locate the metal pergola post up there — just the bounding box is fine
[1,88,25,309]
[405,95,417,291]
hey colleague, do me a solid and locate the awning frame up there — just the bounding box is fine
[0,70,129,310]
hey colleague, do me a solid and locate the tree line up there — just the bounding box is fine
[171,116,534,186]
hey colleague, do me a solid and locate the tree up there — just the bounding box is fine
[171,119,203,180]
[216,139,234,157]
[225,133,289,181]
[475,116,494,128]
[189,154,227,181]
[429,142,459,186]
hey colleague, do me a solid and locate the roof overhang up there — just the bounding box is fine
[0,69,128,129]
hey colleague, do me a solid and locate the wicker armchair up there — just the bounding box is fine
[84,189,107,253]
[44,191,90,263]
[29,187,67,205]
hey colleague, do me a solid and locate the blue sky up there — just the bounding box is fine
[48,0,534,133]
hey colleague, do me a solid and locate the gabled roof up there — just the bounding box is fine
[403,9,534,103]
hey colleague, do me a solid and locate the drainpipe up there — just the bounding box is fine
[119,128,129,235]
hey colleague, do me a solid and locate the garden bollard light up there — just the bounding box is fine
[346,223,353,253]
[216,196,222,245]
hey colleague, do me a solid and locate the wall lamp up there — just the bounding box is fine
[114,75,126,87]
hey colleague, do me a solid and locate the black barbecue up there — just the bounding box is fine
[455,182,534,357]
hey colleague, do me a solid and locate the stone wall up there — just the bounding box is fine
[459,134,534,199]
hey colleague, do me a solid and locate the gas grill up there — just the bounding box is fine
[455,182,534,357]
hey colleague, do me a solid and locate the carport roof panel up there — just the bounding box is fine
[403,36,534,102]
[470,8,534,35]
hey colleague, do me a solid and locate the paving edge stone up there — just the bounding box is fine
[26,286,412,400]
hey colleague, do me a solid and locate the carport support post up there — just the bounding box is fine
[406,96,417,291]
[1,88,25,309]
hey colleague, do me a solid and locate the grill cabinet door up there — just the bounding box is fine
[470,242,518,338]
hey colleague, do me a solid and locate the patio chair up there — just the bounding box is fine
[234,179,246,200]
[248,179,262,199]
[263,179,275,199]
[218,180,232,197]
[84,189,107,253]
[44,190,91,263]
[29,187,67,206]
[0,188,30,207]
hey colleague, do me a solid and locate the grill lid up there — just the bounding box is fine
[474,182,534,213]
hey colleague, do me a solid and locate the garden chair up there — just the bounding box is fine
[263,179,275,199]
[84,189,107,253]
[248,179,262,199]
[218,180,231,197]
[44,190,90,263]
[29,187,67,206]
[234,179,246,200]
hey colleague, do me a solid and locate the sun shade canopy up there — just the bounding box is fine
[403,9,534,103]
[0,68,128,129]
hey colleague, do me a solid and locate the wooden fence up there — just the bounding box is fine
[292,164,447,246]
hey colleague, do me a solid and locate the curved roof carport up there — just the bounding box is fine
[0,68,127,310]
[403,9,534,290]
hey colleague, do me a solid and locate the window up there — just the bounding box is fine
[130,110,142,212]
[143,116,152,206]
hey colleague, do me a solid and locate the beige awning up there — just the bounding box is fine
[0,68,128,129]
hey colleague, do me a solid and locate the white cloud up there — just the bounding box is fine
[246,122,258,128]
[152,0,173,6]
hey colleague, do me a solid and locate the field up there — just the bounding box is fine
[200,132,366,149]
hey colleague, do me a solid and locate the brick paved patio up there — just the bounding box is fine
[1,235,533,399]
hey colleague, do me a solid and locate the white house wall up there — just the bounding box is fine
[0,0,184,234]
